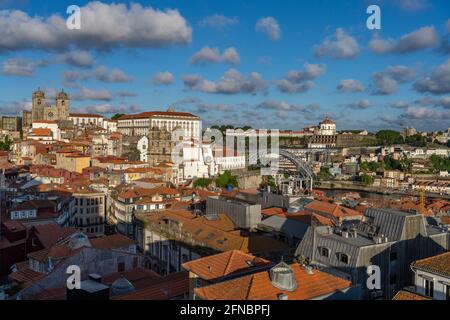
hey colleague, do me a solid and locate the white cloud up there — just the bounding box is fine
[198,14,238,29]
[414,59,450,94]
[63,66,132,83]
[371,65,416,95]
[314,28,359,59]
[337,79,364,93]
[152,71,174,85]
[76,103,141,115]
[393,0,429,11]
[57,50,94,68]
[1,57,48,76]
[369,26,439,54]
[222,47,240,65]
[255,17,281,41]
[190,46,240,65]
[72,88,112,101]
[348,99,371,109]
[183,69,267,95]
[276,63,326,94]
[0,2,192,52]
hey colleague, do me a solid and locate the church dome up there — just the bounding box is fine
[33,88,45,98]
[320,117,335,125]
[57,89,69,99]
[111,275,135,296]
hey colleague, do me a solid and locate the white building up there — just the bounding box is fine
[102,118,118,133]
[213,146,246,173]
[411,252,450,300]
[117,107,201,139]
[318,117,336,136]
[31,120,61,141]
[181,141,216,180]
[69,113,104,127]
[137,136,149,163]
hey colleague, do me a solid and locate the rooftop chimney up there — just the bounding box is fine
[278,293,288,300]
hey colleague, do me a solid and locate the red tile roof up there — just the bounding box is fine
[182,250,271,281]
[195,263,351,300]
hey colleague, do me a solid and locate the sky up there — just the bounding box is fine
[0,0,449,132]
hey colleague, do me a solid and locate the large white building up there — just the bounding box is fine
[117,107,201,139]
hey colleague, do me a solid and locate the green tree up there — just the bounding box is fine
[429,155,450,172]
[215,170,238,188]
[376,130,404,145]
[193,178,212,188]
[360,174,374,186]
[0,136,13,151]
[260,176,277,190]
[317,167,332,180]
[111,113,125,120]
[405,134,427,147]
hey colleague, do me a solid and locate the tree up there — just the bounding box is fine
[429,155,450,172]
[0,136,13,151]
[193,178,212,188]
[260,176,277,190]
[111,113,125,120]
[215,170,238,188]
[317,167,332,180]
[405,134,427,147]
[375,130,404,145]
[360,174,374,186]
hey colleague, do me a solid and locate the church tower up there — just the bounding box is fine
[56,89,70,120]
[32,88,46,121]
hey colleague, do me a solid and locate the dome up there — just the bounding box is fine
[320,117,335,125]
[57,89,69,99]
[33,88,45,98]
[269,261,298,291]
[111,275,135,296]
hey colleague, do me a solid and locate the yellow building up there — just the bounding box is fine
[56,151,90,173]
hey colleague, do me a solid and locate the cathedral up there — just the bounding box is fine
[31,88,70,122]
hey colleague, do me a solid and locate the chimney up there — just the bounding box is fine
[305,265,314,275]
[342,231,349,238]
[278,293,288,300]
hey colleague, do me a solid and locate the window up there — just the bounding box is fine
[338,253,349,264]
[319,247,329,258]
[117,262,125,272]
[424,279,434,298]
[445,284,450,301]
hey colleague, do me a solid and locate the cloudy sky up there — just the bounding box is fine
[0,0,450,132]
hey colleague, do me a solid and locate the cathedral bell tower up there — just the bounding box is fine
[32,88,46,121]
[56,89,70,120]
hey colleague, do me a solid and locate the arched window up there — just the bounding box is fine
[337,252,349,264]
[319,247,330,258]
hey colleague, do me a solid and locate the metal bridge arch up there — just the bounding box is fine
[247,149,315,179]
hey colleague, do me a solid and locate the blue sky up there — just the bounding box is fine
[0,0,449,132]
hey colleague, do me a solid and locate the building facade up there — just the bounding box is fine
[31,89,70,122]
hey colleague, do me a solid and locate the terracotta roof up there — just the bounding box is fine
[182,250,271,281]
[118,111,198,120]
[30,224,78,249]
[304,201,362,219]
[112,271,189,300]
[393,290,431,300]
[30,128,52,136]
[411,251,450,278]
[90,234,135,250]
[195,263,351,300]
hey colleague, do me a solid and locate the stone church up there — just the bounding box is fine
[31,88,70,122]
